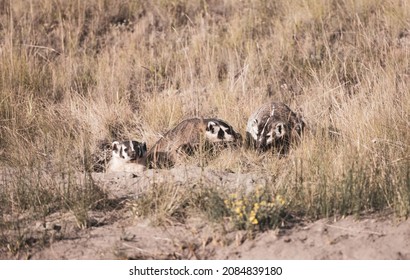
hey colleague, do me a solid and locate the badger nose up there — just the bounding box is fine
[256,139,266,151]
[129,150,137,159]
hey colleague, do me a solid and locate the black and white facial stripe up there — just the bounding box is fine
[205,119,241,143]
[246,102,304,152]
[112,140,147,161]
[257,120,288,150]
[146,117,242,169]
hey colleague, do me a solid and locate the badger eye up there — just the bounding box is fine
[123,148,128,152]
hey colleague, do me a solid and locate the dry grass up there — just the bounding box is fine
[0,0,409,255]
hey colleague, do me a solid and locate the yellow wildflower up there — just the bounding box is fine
[249,210,258,224]
[253,203,260,211]
[276,195,285,206]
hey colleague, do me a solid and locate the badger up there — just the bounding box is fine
[106,140,147,173]
[246,102,305,153]
[146,117,242,168]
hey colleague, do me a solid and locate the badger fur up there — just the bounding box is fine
[246,102,305,153]
[106,140,147,173]
[146,117,242,168]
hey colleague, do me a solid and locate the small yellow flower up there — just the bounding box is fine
[249,210,258,225]
[276,195,285,206]
[249,210,257,222]
[235,207,242,214]
[253,202,260,211]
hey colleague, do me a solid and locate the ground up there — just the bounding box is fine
[1,167,409,260]
[28,211,410,260]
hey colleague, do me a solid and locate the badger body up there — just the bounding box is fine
[147,117,242,168]
[246,102,304,153]
[106,140,147,173]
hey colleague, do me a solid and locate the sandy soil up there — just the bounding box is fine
[2,167,409,260]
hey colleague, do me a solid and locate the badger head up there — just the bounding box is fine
[111,140,147,162]
[204,119,242,144]
[255,118,288,151]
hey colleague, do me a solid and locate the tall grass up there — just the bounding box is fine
[0,0,409,255]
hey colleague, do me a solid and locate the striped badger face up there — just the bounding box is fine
[111,140,147,162]
[252,118,288,152]
[247,102,305,153]
[204,119,242,144]
[146,118,241,169]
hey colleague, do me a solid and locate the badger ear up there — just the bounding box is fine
[251,119,259,133]
[138,142,147,157]
[111,141,120,152]
[207,121,217,133]
[274,122,286,137]
[294,122,304,134]
[252,119,258,127]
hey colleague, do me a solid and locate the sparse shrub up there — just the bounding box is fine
[130,184,229,225]
[192,187,229,221]
[130,183,191,225]
[224,186,286,232]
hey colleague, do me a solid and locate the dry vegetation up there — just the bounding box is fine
[0,0,409,258]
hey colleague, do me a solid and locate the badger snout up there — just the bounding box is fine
[128,150,137,160]
[256,138,268,151]
[228,134,242,147]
